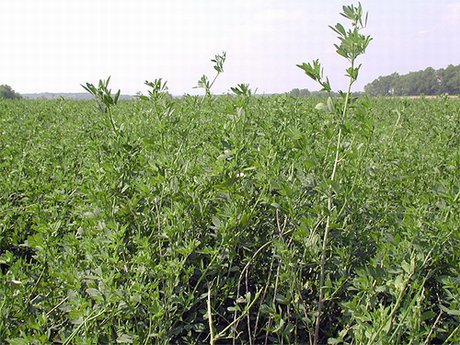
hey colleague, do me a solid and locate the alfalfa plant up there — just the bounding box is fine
[231,83,253,109]
[138,78,170,102]
[82,76,121,136]
[297,3,371,344]
[195,51,226,98]
[230,83,252,98]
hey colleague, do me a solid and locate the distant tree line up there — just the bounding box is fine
[364,64,460,96]
[287,88,311,97]
[0,84,22,100]
[286,88,363,98]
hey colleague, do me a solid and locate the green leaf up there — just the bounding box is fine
[440,305,460,316]
[8,338,30,345]
[330,23,346,37]
[421,310,436,321]
[114,89,121,104]
[315,103,327,111]
[117,334,134,343]
[327,96,335,113]
[297,62,318,81]
[86,288,102,299]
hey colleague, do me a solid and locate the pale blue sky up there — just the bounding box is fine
[1,0,459,95]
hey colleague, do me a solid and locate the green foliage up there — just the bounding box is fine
[297,3,371,343]
[0,89,459,345]
[81,76,121,136]
[287,88,311,97]
[81,76,120,114]
[195,52,226,97]
[138,78,170,102]
[0,84,22,100]
[365,64,460,96]
[1,4,459,345]
[297,59,332,92]
[230,83,252,97]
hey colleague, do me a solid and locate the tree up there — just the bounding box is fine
[287,88,310,97]
[440,64,460,95]
[364,73,399,96]
[0,84,22,99]
[364,64,460,96]
[288,88,300,97]
[419,67,439,95]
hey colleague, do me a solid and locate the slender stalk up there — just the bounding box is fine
[232,241,271,344]
[366,270,414,345]
[314,71,354,345]
[208,284,216,345]
[63,309,106,345]
[107,110,120,137]
[46,296,69,317]
[214,290,261,343]
[208,72,220,95]
[444,323,460,343]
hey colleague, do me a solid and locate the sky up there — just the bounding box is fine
[1,0,459,95]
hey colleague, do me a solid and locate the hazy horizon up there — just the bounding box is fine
[1,0,459,95]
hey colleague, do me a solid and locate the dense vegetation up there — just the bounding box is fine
[1,4,459,344]
[364,64,460,96]
[0,85,22,100]
[1,93,459,344]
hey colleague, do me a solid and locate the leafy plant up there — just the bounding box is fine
[81,76,121,135]
[138,78,170,102]
[195,52,226,97]
[297,3,372,344]
[230,83,252,97]
[1,3,459,345]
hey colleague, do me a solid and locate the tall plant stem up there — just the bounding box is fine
[199,71,221,105]
[107,110,120,137]
[314,74,354,345]
[208,284,216,345]
[208,72,220,94]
